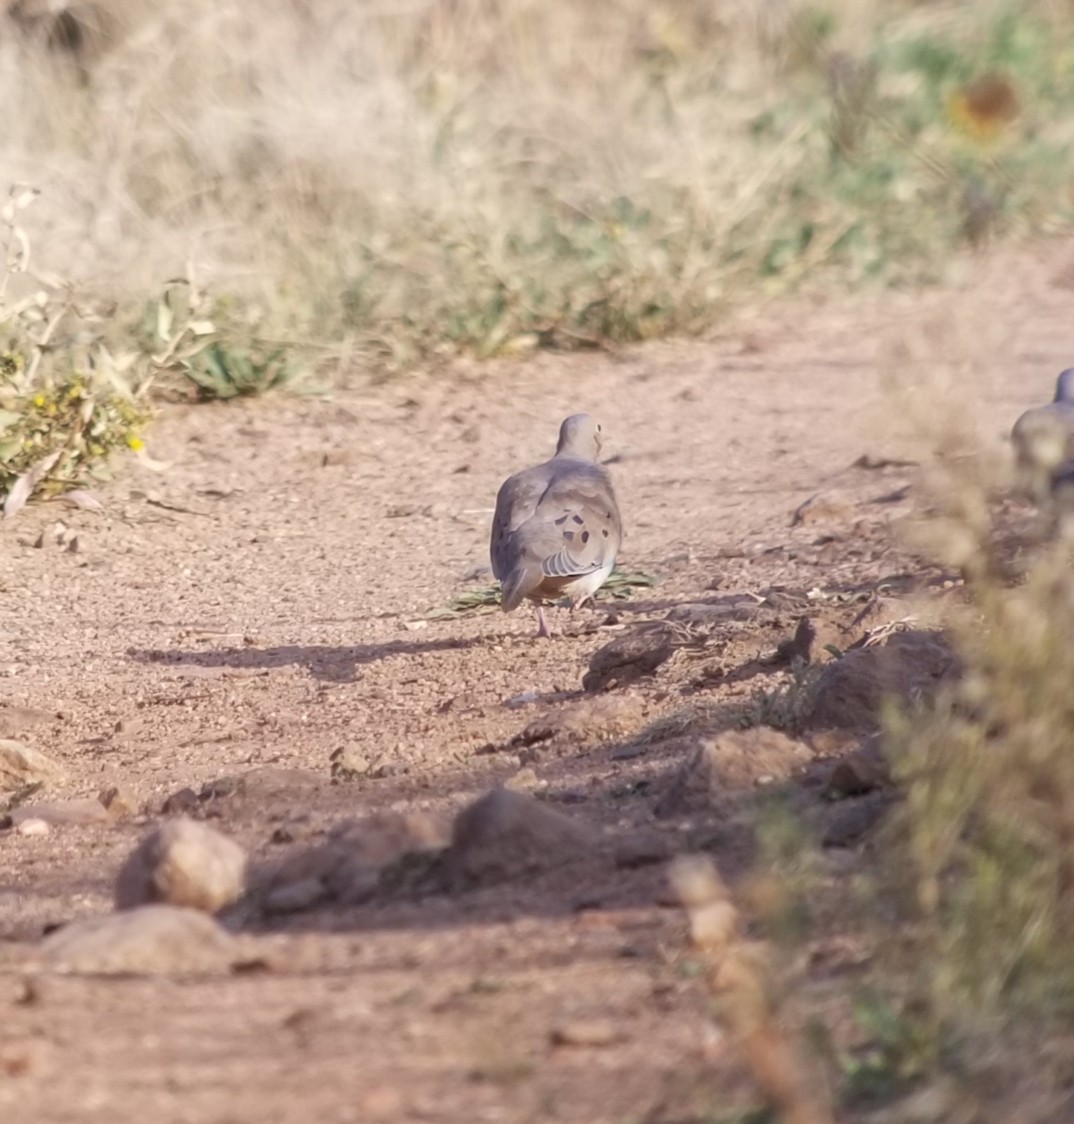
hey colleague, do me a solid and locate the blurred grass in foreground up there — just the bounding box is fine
[731,372,1074,1120]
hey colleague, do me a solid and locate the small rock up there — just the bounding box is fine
[41,905,240,976]
[583,625,678,692]
[807,631,958,733]
[115,818,247,914]
[16,818,49,837]
[198,766,324,810]
[329,746,369,781]
[161,787,199,815]
[550,1018,626,1048]
[822,792,895,847]
[269,815,323,845]
[0,740,66,792]
[98,785,138,819]
[503,690,541,709]
[503,767,544,793]
[516,694,647,749]
[10,799,110,827]
[263,878,328,914]
[553,788,589,805]
[369,756,406,779]
[655,730,813,817]
[262,810,450,913]
[614,834,673,869]
[443,788,600,889]
[609,743,648,761]
[790,491,855,527]
[328,809,450,863]
[768,618,817,666]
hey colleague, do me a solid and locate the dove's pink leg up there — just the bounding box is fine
[535,606,552,639]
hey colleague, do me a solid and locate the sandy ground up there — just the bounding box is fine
[0,240,1072,1123]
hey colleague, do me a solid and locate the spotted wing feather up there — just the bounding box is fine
[491,457,621,610]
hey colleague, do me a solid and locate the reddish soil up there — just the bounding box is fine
[0,241,1071,1123]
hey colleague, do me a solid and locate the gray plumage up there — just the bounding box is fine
[490,414,622,637]
[1011,368,1074,503]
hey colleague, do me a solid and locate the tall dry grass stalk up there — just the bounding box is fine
[671,854,836,1124]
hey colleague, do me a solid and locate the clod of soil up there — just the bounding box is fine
[441,787,601,889]
[582,625,678,691]
[262,809,451,912]
[40,905,244,976]
[655,729,814,817]
[115,818,247,914]
[806,629,959,733]
[790,489,856,527]
[507,694,649,754]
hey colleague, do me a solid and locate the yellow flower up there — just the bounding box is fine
[33,393,47,408]
[127,436,145,452]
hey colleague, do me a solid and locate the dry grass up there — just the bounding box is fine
[1,0,1072,374]
[2,0,1072,503]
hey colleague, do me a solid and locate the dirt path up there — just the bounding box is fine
[1,241,1071,1123]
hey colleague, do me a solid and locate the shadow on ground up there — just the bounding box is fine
[127,636,488,682]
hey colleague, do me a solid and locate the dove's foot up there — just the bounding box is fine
[535,606,553,639]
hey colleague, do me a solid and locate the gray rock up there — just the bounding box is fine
[443,788,600,888]
[115,818,247,913]
[41,906,240,976]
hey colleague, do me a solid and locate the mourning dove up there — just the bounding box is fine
[490,414,622,638]
[1011,368,1074,504]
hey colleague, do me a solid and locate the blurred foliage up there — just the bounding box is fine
[1,0,1073,511]
[2,0,1072,373]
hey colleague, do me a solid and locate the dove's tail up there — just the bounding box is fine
[500,561,543,613]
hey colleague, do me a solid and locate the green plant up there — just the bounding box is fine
[740,662,823,735]
[139,280,301,401]
[427,568,656,620]
[0,186,149,512]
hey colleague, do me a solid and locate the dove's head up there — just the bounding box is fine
[555,414,603,461]
[1054,369,1074,404]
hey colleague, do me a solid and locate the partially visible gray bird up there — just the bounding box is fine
[1011,368,1074,504]
[490,414,622,638]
